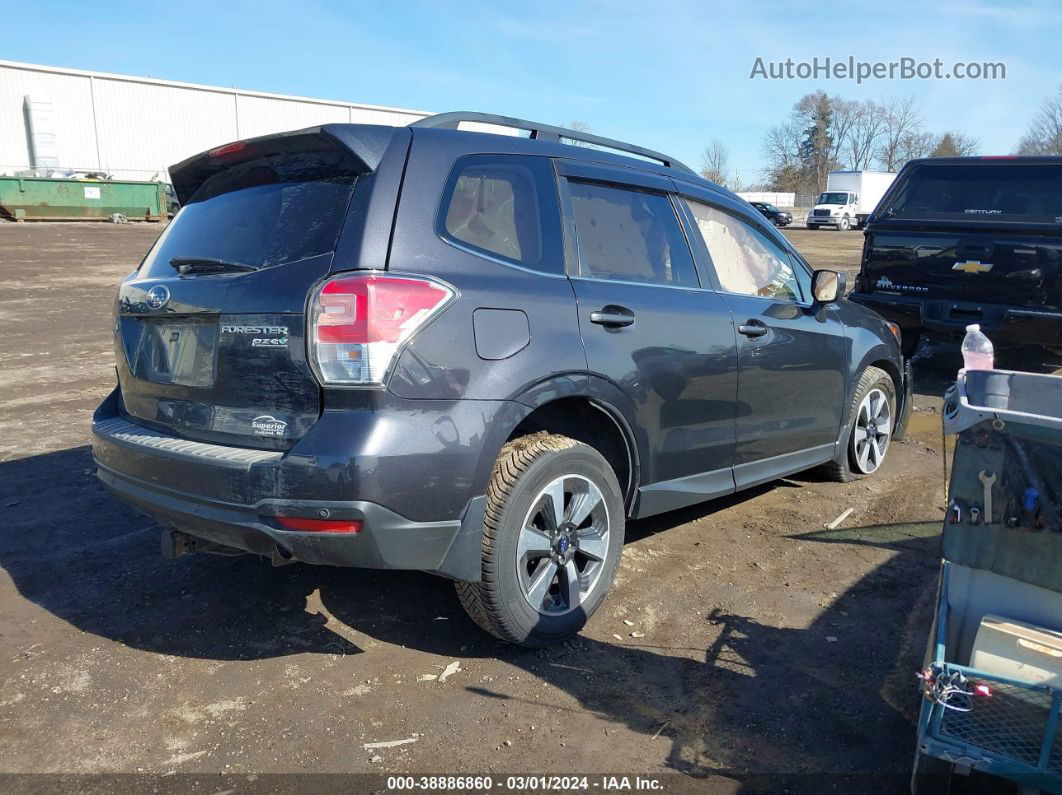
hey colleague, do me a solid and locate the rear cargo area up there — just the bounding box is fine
[113,131,369,449]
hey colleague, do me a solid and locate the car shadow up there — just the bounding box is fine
[1,445,942,788]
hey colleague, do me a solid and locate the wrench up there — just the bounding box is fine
[978,471,997,525]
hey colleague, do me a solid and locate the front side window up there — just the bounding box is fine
[685,199,803,302]
[565,181,699,288]
[439,155,562,272]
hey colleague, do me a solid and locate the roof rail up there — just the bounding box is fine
[411,111,695,175]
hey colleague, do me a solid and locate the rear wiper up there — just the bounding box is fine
[169,257,259,275]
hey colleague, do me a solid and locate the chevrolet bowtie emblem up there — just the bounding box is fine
[952,260,994,274]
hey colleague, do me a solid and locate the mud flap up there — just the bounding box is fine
[893,357,915,443]
[435,495,485,583]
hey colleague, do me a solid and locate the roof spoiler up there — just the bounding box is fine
[169,124,400,205]
[412,111,695,175]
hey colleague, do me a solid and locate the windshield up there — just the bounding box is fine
[141,156,357,278]
[819,192,849,205]
[878,163,1062,223]
[765,204,781,213]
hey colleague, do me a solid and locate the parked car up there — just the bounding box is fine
[92,113,911,647]
[163,183,180,216]
[806,170,896,231]
[849,156,1062,359]
[749,201,792,227]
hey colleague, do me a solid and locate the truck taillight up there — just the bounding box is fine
[309,272,453,385]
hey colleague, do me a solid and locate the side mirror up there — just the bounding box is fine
[812,269,846,303]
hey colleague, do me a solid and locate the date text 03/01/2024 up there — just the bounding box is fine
[385,775,664,791]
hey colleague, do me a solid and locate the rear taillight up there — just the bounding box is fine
[309,272,454,385]
[208,141,255,160]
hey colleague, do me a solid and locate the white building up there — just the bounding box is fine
[0,60,431,182]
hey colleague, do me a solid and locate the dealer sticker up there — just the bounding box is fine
[251,415,287,438]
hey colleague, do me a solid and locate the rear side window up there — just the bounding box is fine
[565,181,699,288]
[880,163,1062,224]
[438,155,562,274]
[140,150,358,278]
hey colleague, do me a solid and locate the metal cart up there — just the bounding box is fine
[914,369,1062,794]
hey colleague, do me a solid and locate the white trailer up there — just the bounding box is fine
[805,170,897,231]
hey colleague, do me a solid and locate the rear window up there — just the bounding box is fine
[140,152,357,278]
[879,163,1062,224]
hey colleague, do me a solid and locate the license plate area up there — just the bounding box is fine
[130,317,218,387]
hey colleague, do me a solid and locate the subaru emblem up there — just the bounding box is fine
[146,285,170,309]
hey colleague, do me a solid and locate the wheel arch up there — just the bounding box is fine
[834,349,906,458]
[502,395,639,514]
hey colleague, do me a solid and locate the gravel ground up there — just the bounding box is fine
[0,222,1008,793]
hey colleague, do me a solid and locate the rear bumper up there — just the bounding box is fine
[849,292,1062,348]
[95,460,484,580]
[91,388,519,581]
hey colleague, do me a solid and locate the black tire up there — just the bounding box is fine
[820,366,897,482]
[837,215,852,231]
[806,224,818,231]
[455,432,625,647]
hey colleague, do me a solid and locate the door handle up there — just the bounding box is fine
[738,320,768,338]
[589,306,635,328]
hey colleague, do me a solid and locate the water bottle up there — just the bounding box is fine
[961,324,994,371]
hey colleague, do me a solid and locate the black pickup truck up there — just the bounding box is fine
[849,156,1062,358]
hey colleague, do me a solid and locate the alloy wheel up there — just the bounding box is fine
[852,388,892,474]
[516,474,611,616]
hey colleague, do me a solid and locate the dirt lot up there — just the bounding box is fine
[784,228,866,276]
[0,223,996,792]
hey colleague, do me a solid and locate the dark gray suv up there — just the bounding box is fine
[92,113,911,647]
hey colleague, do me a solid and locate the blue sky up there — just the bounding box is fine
[5,0,1060,181]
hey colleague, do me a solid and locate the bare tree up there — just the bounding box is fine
[730,174,768,193]
[844,100,887,170]
[951,132,980,156]
[762,120,802,170]
[876,96,923,171]
[898,130,937,164]
[828,98,861,169]
[1017,86,1062,155]
[699,140,731,186]
[562,120,594,147]
[760,120,804,191]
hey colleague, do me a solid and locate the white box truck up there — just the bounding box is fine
[805,170,897,231]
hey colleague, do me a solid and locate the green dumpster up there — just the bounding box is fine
[0,177,167,222]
